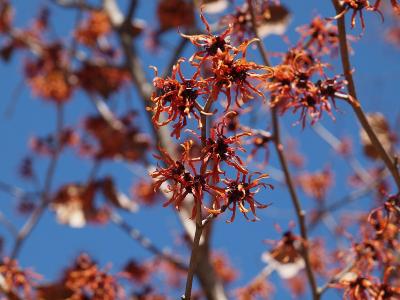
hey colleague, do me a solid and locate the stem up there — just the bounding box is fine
[105,2,227,298]
[183,205,203,300]
[183,96,214,300]
[0,211,18,237]
[10,104,64,259]
[308,169,389,231]
[162,37,189,78]
[247,0,270,66]
[331,0,400,191]
[318,260,355,296]
[311,121,371,183]
[110,212,188,271]
[271,110,320,300]
[246,1,319,298]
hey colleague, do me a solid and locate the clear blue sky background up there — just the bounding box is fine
[0,0,399,299]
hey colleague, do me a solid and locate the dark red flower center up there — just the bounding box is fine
[206,36,226,55]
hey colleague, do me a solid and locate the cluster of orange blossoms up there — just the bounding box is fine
[1,0,400,299]
[149,13,354,222]
[150,15,276,221]
[334,0,400,29]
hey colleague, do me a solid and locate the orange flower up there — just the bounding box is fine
[209,172,272,222]
[333,0,383,30]
[76,64,130,98]
[211,252,238,284]
[83,112,150,161]
[189,119,251,181]
[65,253,122,300]
[297,16,339,56]
[150,60,208,139]
[0,1,13,33]
[75,11,111,46]
[151,146,215,218]
[297,167,333,202]
[0,258,40,300]
[25,43,73,103]
[373,0,400,13]
[235,278,274,300]
[181,13,233,64]
[157,0,195,31]
[268,50,347,126]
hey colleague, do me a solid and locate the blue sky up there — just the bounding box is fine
[1,0,399,299]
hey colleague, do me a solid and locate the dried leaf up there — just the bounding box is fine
[257,3,291,37]
[100,177,138,212]
[195,0,229,14]
[157,0,195,31]
[360,113,397,160]
[51,183,108,228]
[36,282,73,300]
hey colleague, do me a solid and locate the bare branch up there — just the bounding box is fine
[110,212,188,271]
[50,0,99,10]
[103,1,227,299]
[10,105,64,259]
[331,0,400,191]
[247,1,319,298]
[318,259,355,296]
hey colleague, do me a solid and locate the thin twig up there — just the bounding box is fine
[0,211,18,237]
[318,260,355,296]
[49,0,99,10]
[247,0,270,66]
[110,212,188,271]
[271,110,320,300]
[125,0,138,23]
[311,121,371,183]
[183,96,214,300]
[90,94,124,130]
[331,0,400,191]
[308,169,389,230]
[0,182,26,199]
[247,1,319,298]
[162,37,189,78]
[10,105,64,259]
[104,1,227,299]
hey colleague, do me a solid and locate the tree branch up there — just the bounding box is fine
[103,1,227,299]
[110,212,188,271]
[271,110,320,300]
[247,1,319,298]
[183,96,213,300]
[331,0,400,191]
[10,104,64,259]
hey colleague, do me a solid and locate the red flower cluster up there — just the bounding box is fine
[75,10,111,47]
[333,0,400,29]
[268,49,348,126]
[149,14,273,222]
[151,60,208,139]
[334,268,400,300]
[0,258,39,300]
[51,177,136,227]
[76,64,130,98]
[297,16,340,56]
[150,14,273,137]
[64,254,121,300]
[209,172,272,222]
[151,136,271,221]
[189,119,251,180]
[151,145,216,218]
[221,1,291,44]
[25,43,73,103]
[81,112,150,161]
